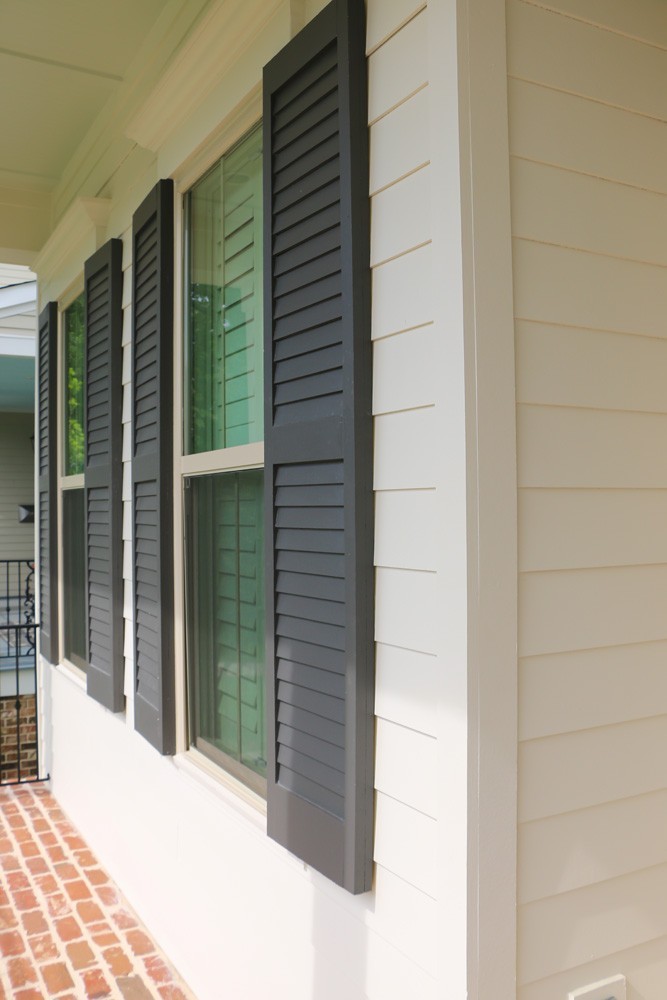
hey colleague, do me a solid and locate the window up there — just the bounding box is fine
[122,0,374,892]
[61,292,87,671]
[181,124,266,793]
[38,240,123,705]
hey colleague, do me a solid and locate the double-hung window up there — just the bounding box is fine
[60,292,87,671]
[181,124,266,794]
[123,0,372,890]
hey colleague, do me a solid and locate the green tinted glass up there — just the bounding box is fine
[186,470,265,784]
[185,126,263,454]
[64,293,85,476]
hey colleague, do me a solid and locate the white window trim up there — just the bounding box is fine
[172,110,267,809]
[57,287,87,678]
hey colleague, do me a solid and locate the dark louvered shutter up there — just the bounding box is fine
[131,180,175,754]
[37,303,59,664]
[84,240,124,710]
[263,0,373,894]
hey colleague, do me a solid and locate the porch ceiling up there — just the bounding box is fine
[0,0,221,263]
[0,0,168,187]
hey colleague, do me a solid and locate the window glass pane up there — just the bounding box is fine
[64,293,85,476]
[186,470,265,783]
[63,488,86,670]
[185,125,263,454]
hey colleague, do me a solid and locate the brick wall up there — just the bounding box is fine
[0,694,37,783]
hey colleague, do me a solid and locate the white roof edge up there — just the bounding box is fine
[0,281,37,313]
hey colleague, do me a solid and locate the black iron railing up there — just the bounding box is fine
[0,558,35,655]
[0,559,41,784]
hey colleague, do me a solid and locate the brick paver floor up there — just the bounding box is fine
[0,782,195,1000]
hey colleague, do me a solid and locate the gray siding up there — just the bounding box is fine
[0,412,35,561]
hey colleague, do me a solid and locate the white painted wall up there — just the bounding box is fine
[43,1,475,998]
[509,0,667,996]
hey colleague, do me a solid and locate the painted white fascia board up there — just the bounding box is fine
[0,338,36,357]
[33,198,111,289]
[126,0,284,152]
[0,335,35,358]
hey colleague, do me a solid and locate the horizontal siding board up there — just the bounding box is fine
[518,863,667,986]
[518,405,667,489]
[370,864,439,976]
[375,643,438,737]
[374,791,438,896]
[507,0,667,119]
[367,10,427,122]
[0,414,37,560]
[375,568,437,654]
[511,158,667,266]
[372,244,433,340]
[370,166,430,266]
[509,78,667,195]
[373,325,436,415]
[513,240,667,337]
[519,715,667,821]
[519,488,667,571]
[366,935,439,1000]
[511,0,667,990]
[374,407,437,490]
[516,323,667,413]
[369,86,429,194]
[519,640,667,740]
[366,0,425,53]
[374,718,438,817]
[375,489,437,571]
[524,0,667,49]
[517,933,667,1000]
[519,789,667,903]
[519,565,667,656]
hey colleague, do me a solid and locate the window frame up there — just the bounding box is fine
[57,284,87,675]
[173,102,267,800]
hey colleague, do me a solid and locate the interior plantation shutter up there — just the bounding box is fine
[37,302,59,664]
[131,180,175,754]
[263,0,373,893]
[84,239,124,710]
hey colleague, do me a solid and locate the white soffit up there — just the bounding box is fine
[0,0,169,188]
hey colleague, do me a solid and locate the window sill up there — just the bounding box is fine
[52,658,87,692]
[173,747,267,832]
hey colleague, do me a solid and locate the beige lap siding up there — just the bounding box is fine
[368,0,441,985]
[509,0,667,996]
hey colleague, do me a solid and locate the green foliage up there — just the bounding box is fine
[65,294,85,476]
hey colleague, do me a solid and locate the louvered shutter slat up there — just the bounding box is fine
[83,240,124,710]
[37,303,59,664]
[264,0,373,894]
[131,180,175,754]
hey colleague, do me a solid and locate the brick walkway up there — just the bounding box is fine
[0,782,195,1000]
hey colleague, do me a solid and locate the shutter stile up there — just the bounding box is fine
[84,239,124,710]
[131,180,175,754]
[264,0,373,894]
[37,303,59,664]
